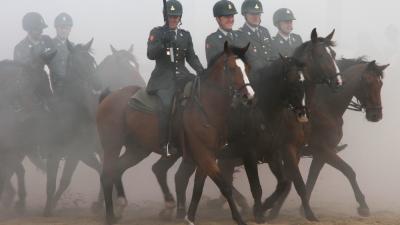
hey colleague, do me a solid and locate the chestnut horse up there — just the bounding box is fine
[96,42,254,225]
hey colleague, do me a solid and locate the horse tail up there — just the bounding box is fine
[99,87,111,103]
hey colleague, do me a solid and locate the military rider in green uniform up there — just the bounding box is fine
[147,0,204,155]
[239,0,277,74]
[205,0,248,66]
[48,12,74,94]
[272,8,303,57]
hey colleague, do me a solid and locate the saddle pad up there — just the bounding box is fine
[128,88,160,113]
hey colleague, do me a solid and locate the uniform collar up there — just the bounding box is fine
[27,35,41,45]
[278,32,291,41]
[218,27,232,36]
[245,22,258,33]
[56,36,67,44]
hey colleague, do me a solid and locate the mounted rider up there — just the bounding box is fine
[14,12,56,110]
[48,12,74,95]
[14,12,56,70]
[146,0,204,156]
[205,0,248,66]
[239,0,277,76]
[272,8,303,57]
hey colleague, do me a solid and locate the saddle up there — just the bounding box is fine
[128,79,198,113]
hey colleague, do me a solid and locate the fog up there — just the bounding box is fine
[0,0,400,220]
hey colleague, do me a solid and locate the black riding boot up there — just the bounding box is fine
[159,111,177,157]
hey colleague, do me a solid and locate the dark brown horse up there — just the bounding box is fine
[213,58,390,220]
[151,28,341,223]
[96,42,254,225]
[96,44,146,90]
[0,58,54,214]
[303,58,389,217]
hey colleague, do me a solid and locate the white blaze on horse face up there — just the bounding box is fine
[325,47,343,86]
[299,71,306,107]
[235,58,255,99]
[129,60,137,68]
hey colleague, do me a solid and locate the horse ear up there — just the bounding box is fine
[240,43,250,56]
[110,44,117,54]
[311,28,318,43]
[66,39,74,52]
[325,29,335,41]
[128,44,134,53]
[378,64,390,72]
[223,41,232,55]
[84,38,94,51]
[367,60,377,70]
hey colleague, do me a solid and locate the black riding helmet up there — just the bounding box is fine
[22,12,47,31]
[213,0,238,17]
[54,12,73,27]
[166,0,183,17]
[241,0,263,15]
[273,8,296,27]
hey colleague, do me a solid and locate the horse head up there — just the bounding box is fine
[355,60,389,122]
[294,28,342,88]
[279,55,308,123]
[208,41,254,105]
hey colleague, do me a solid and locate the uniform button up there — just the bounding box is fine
[262,45,266,48]
[264,52,268,54]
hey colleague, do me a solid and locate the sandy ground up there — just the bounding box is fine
[0,200,400,225]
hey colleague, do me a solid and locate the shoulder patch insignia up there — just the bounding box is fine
[149,35,155,42]
[206,43,211,49]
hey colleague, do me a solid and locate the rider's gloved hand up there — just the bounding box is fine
[162,29,177,46]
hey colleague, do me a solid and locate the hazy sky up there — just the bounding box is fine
[1,0,400,211]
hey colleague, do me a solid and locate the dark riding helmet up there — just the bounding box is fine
[213,0,238,17]
[273,8,296,27]
[241,0,263,15]
[54,12,73,27]
[166,0,183,17]
[22,12,47,31]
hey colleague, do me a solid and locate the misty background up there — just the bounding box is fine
[0,0,399,215]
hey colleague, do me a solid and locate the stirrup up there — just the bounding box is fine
[164,143,177,157]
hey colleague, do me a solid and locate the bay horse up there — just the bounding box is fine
[151,28,341,222]
[96,44,146,90]
[302,58,389,216]
[0,58,54,214]
[96,42,254,225]
[39,39,104,216]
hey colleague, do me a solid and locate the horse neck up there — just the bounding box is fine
[256,62,287,117]
[318,64,365,117]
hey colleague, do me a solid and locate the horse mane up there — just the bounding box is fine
[337,57,368,71]
[293,38,336,59]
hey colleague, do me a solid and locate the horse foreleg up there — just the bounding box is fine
[322,149,370,216]
[185,168,206,225]
[113,145,150,219]
[305,157,325,201]
[52,156,79,208]
[43,156,61,217]
[152,155,179,220]
[80,152,104,214]
[262,158,291,218]
[1,173,16,209]
[242,153,264,223]
[14,162,26,214]
[282,145,317,222]
[175,158,196,219]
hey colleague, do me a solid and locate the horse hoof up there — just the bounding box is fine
[105,216,118,225]
[184,216,195,225]
[14,201,26,215]
[255,215,266,224]
[305,213,319,222]
[159,208,174,221]
[176,206,186,219]
[91,201,104,214]
[358,206,370,217]
[114,197,128,219]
